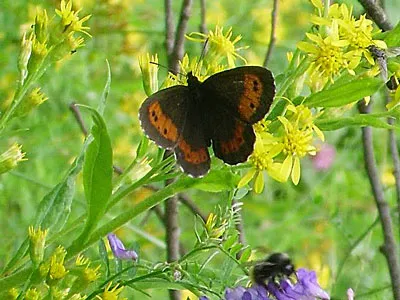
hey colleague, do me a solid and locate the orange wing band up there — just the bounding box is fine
[238,74,264,122]
[148,101,179,142]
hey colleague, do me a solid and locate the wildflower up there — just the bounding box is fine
[82,265,101,282]
[25,288,41,300]
[347,288,354,300]
[34,8,49,44]
[278,104,325,185]
[40,246,68,285]
[186,25,247,68]
[297,22,356,84]
[204,213,228,241]
[311,143,335,171]
[238,122,285,193]
[6,288,18,300]
[164,54,205,88]
[16,87,48,117]
[138,53,159,96]
[28,226,48,266]
[0,143,26,174]
[225,285,270,300]
[96,282,125,300]
[266,268,330,300]
[107,233,138,261]
[55,0,91,37]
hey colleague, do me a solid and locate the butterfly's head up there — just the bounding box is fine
[187,71,200,87]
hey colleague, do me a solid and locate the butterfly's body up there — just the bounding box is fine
[139,66,275,177]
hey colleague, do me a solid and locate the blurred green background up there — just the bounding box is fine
[1,0,399,298]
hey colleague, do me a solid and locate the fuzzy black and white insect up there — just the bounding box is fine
[252,252,296,286]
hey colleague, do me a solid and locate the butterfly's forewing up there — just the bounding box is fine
[202,66,275,124]
[174,101,211,177]
[139,85,190,149]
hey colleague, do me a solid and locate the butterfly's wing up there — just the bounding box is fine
[174,102,211,177]
[139,85,210,177]
[139,85,190,149]
[207,104,255,165]
[202,66,275,124]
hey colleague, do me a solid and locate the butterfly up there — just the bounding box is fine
[139,66,275,177]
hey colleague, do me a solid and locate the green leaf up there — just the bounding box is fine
[383,21,400,47]
[316,114,400,131]
[3,153,85,274]
[304,77,383,107]
[77,106,113,244]
[239,247,252,263]
[191,169,240,192]
[223,235,237,250]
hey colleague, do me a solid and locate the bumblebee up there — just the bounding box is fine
[252,252,295,286]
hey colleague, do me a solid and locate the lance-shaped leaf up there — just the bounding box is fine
[75,106,113,244]
[304,77,383,108]
[316,114,400,131]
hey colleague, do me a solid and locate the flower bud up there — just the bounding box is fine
[28,226,48,267]
[0,143,26,174]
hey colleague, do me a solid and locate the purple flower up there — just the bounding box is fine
[311,143,335,171]
[267,268,330,300]
[199,297,209,300]
[107,233,138,261]
[225,284,270,300]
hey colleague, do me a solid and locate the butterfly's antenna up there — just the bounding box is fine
[150,61,186,77]
[194,38,209,76]
[199,38,209,62]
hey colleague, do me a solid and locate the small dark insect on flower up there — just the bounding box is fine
[368,44,400,90]
[252,252,295,286]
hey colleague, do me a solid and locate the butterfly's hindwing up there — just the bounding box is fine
[207,105,255,165]
[174,99,211,177]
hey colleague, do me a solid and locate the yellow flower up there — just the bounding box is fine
[238,121,285,193]
[278,116,317,185]
[96,282,125,300]
[82,265,101,282]
[138,53,159,96]
[298,21,356,84]
[186,25,246,68]
[25,288,41,300]
[55,0,91,37]
[0,143,26,174]
[164,54,206,87]
[28,226,48,266]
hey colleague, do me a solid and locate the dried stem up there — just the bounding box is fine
[358,0,393,31]
[69,102,88,136]
[263,0,278,67]
[358,101,400,300]
[165,0,175,58]
[169,0,193,73]
[199,0,207,34]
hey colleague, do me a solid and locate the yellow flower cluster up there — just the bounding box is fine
[297,2,387,89]
[239,104,324,192]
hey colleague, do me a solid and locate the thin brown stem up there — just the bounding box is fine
[263,0,278,67]
[69,102,88,136]
[199,0,207,34]
[165,0,175,58]
[358,101,400,300]
[170,0,193,73]
[358,0,393,31]
[179,193,208,222]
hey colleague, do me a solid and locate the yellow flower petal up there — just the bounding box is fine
[291,156,301,185]
[254,171,265,193]
[238,169,257,188]
[282,155,293,181]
